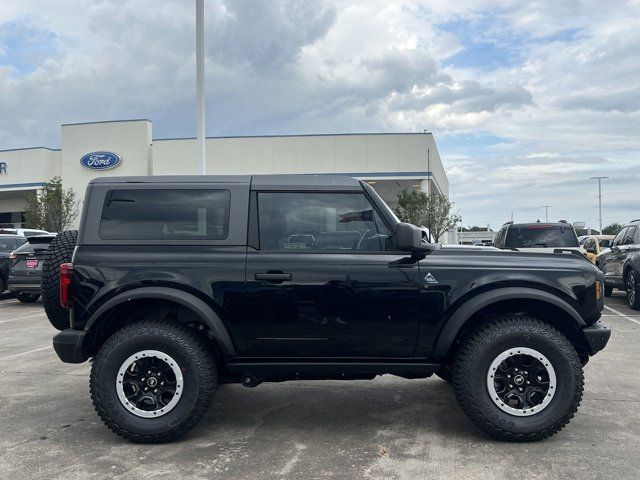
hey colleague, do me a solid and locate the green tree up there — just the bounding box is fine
[395,189,461,242]
[602,222,623,235]
[24,177,79,232]
[462,225,492,232]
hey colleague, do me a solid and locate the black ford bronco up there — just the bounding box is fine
[46,175,610,443]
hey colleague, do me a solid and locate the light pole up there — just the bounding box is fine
[541,205,551,222]
[590,176,609,233]
[196,0,206,175]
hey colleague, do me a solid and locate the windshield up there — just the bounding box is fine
[505,226,579,248]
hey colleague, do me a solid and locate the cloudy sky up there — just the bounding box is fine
[1,0,638,229]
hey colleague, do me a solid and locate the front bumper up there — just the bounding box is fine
[582,320,611,355]
[52,329,90,363]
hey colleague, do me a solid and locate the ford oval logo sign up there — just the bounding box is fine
[80,151,121,170]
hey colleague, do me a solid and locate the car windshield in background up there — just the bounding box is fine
[0,237,25,252]
[505,226,579,248]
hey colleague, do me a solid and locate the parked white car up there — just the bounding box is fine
[0,228,51,237]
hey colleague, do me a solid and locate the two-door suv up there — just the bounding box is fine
[47,175,610,443]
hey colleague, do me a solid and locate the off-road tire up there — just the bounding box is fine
[41,230,77,330]
[17,292,40,303]
[452,315,583,442]
[90,320,217,443]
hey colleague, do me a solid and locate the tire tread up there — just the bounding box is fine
[89,319,217,443]
[452,315,584,442]
[41,230,77,330]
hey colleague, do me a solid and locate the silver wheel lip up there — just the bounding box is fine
[116,349,183,419]
[486,346,556,417]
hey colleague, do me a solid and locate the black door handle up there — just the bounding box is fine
[255,272,293,282]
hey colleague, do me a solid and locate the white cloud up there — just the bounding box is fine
[0,0,638,229]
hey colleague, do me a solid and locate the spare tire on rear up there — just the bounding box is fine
[42,230,77,330]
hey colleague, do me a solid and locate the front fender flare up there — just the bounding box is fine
[431,287,585,359]
[84,286,236,356]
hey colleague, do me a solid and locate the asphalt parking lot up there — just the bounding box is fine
[0,293,638,480]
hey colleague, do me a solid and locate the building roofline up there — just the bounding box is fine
[153,132,433,142]
[0,146,60,153]
[62,119,151,127]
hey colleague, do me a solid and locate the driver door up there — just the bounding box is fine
[244,190,421,358]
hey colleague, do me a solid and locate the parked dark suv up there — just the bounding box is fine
[7,235,55,303]
[494,221,584,254]
[0,234,27,292]
[597,219,640,309]
[46,175,610,443]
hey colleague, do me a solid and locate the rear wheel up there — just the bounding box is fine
[452,315,583,442]
[16,292,40,303]
[41,230,77,330]
[90,320,217,443]
[626,270,640,310]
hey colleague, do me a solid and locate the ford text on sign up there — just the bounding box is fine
[80,152,121,170]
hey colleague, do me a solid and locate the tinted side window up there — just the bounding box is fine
[258,192,391,252]
[599,238,611,248]
[584,238,594,250]
[100,189,230,240]
[0,237,24,253]
[623,227,637,245]
[613,228,628,246]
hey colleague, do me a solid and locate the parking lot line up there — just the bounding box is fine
[0,312,47,325]
[0,345,51,362]
[604,305,640,326]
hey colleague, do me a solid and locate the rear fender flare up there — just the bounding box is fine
[84,286,236,356]
[431,287,585,358]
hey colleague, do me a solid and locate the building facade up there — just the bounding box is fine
[0,119,449,229]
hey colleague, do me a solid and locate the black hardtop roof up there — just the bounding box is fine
[89,174,363,190]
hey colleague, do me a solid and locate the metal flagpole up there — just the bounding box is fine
[196,0,206,174]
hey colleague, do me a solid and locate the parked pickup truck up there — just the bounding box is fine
[44,175,610,443]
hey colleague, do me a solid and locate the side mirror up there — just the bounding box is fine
[586,246,597,254]
[394,222,440,253]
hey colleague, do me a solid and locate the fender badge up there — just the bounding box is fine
[423,273,439,285]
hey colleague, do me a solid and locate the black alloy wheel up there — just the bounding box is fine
[627,270,640,310]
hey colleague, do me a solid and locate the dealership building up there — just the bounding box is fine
[0,119,449,231]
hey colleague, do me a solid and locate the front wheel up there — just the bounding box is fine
[90,320,217,443]
[452,315,583,442]
[626,270,640,310]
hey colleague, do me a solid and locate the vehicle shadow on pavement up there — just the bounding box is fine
[197,377,481,442]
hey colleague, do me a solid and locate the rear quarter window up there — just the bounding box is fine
[99,189,230,241]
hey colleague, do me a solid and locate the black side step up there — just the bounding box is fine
[225,362,439,376]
